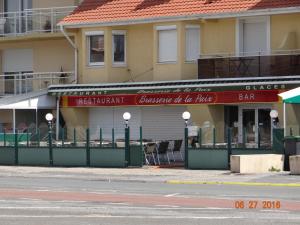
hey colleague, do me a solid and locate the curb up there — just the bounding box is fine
[166,180,300,187]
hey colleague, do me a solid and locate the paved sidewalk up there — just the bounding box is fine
[0,166,299,186]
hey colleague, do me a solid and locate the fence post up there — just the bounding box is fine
[213,127,216,148]
[112,128,115,148]
[73,128,77,147]
[184,127,188,169]
[227,128,232,169]
[27,129,29,147]
[62,127,65,147]
[37,129,40,147]
[14,131,18,165]
[139,126,143,167]
[258,127,261,149]
[198,128,202,148]
[86,128,90,167]
[48,126,53,166]
[243,128,246,148]
[100,128,103,148]
[125,127,130,167]
[3,130,6,147]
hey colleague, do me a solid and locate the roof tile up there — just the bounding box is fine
[61,0,300,25]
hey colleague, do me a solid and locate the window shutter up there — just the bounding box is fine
[158,29,177,62]
[185,26,200,61]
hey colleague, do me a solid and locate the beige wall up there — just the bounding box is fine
[0,110,13,131]
[271,13,300,51]
[188,105,225,143]
[0,38,74,73]
[60,108,89,140]
[32,0,77,9]
[202,18,236,55]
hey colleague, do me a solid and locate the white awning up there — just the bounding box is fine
[0,93,56,109]
[278,87,300,103]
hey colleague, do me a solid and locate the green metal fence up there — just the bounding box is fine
[0,127,144,168]
[185,128,285,169]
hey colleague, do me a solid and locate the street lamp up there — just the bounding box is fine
[45,113,54,128]
[182,111,191,127]
[45,113,54,166]
[123,112,131,128]
[270,109,279,128]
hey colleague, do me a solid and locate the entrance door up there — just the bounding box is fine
[238,106,271,147]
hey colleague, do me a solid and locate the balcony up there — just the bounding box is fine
[198,52,300,79]
[0,71,75,97]
[0,6,75,37]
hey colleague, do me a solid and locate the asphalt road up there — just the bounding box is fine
[0,171,299,225]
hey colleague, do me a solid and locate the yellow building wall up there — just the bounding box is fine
[79,24,154,83]
[60,108,89,140]
[202,19,236,55]
[271,13,300,51]
[32,0,77,8]
[153,22,182,81]
[0,38,74,73]
[188,105,225,143]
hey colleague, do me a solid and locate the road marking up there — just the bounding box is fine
[155,205,180,208]
[166,180,300,187]
[164,193,180,197]
[0,215,245,219]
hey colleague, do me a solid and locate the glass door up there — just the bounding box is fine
[239,106,271,148]
[258,109,271,148]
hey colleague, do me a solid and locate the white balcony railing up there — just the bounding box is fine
[0,6,76,36]
[0,71,75,96]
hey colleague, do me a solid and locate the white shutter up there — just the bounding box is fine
[243,22,267,55]
[113,107,141,140]
[158,29,177,62]
[142,106,186,141]
[89,107,141,141]
[2,49,33,72]
[89,108,114,140]
[185,26,200,61]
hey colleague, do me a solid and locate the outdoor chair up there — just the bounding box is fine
[144,143,157,165]
[171,140,183,161]
[156,141,170,165]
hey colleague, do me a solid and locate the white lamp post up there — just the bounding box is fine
[45,113,54,166]
[270,109,279,128]
[182,111,191,127]
[123,112,131,128]
[45,113,54,128]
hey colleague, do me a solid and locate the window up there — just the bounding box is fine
[185,25,200,62]
[112,31,126,65]
[86,31,104,66]
[157,25,177,63]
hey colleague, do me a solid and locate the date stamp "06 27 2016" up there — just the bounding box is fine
[235,200,281,209]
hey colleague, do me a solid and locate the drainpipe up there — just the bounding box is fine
[60,24,78,84]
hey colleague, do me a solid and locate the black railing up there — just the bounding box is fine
[198,54,300,79]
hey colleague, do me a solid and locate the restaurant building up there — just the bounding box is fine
[47,0,300,147]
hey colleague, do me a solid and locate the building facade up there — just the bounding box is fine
[0,0,83,136]
[2,0,300,150]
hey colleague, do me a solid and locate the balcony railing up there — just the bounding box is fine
[0,6,76,37]
[0,71,75,96]
[198,51,300,79]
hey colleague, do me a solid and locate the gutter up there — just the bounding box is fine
[60,24,78,84]
[59,6,300,28]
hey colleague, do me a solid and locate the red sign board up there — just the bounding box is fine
[62,90,279,107]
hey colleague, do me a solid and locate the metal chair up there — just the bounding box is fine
[156,141,170,165]
[172,140,183,161]
[144,143,157,165]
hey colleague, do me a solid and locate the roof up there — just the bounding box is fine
[60,0,300,26]
[48,76,300,96]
